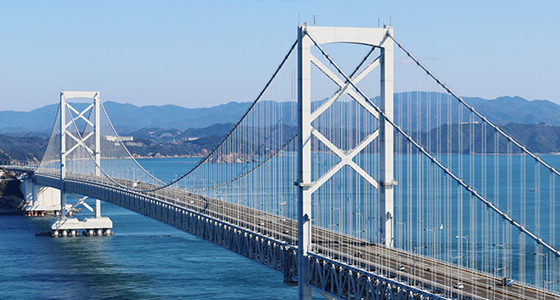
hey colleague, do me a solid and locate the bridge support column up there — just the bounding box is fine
[21,177,63,216]
[297,23,313,300]
[50,215,113,236]
[379,27,395,248]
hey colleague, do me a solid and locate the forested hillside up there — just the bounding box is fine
[3,122,560,165]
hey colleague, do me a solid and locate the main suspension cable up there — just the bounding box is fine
[62,39,299,194]
[100,103,165,185]
[388,33,560,178]
[304,28,560,258]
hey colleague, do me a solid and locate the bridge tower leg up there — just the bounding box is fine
[94,92,102,218]
[297,24,395,299]
[297,23,313,300]
[380,29,395,248]
[60,92,67,218]
[50,91,113,236]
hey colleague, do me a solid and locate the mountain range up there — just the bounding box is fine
[2,93,560,137]
[0,101,252,138]
[3,93,560,163]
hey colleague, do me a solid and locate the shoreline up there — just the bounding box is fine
[0,196,25,215]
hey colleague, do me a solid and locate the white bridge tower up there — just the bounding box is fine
[50,91,113,236]
[297,25,394,299]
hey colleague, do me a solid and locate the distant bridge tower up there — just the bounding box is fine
[297,25,394,299]
[50,91,112,236]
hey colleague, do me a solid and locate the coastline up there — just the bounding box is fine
[0,169,25,215]
[0,195,25,215]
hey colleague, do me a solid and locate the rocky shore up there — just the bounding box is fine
[0,195,25,215]
[0,170,25,215]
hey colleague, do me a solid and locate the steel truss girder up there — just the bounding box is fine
[62,177,299,282]
[307,254,448,300]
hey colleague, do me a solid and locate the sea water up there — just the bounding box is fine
[0,157,323,300]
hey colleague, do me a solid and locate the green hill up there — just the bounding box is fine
[3,94,560,135]
[4,122,560,165]
[0,134,47,164]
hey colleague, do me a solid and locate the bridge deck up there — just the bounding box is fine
[26,170,560,300]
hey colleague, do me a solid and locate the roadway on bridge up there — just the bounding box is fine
[28,170,560,300]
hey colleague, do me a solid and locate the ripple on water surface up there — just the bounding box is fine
[0,204,322,299]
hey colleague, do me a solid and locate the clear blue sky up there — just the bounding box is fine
[1,0,558,111]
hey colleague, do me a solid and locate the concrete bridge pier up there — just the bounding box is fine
[50,213,113,237]
[21,177,65,216]
[48,191,113,237]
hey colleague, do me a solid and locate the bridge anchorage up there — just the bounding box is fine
[7,23,560,299]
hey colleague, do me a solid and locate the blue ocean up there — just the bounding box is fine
[0,158,322,300]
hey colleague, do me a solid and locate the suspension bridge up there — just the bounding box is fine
[4,25,560,300]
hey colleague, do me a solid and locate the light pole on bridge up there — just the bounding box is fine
[544,280,560,291]
[535,251,550,292]
[456,235,469,268]
[493,243,509,278]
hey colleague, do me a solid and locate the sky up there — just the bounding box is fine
[0,0,559,111]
